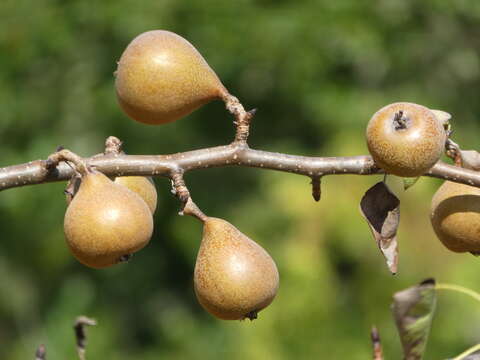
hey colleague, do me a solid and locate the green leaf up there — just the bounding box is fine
[392,279,437,360]
[403,177,420,191]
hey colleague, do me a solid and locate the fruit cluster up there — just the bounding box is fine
[366,102,480,255]
[52,29,480,322]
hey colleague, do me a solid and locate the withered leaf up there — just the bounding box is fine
[392,279,437,360]
[360,182,400,274]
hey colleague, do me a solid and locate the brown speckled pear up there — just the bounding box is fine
[64,170,153,268]
[430,181,480,253]
[366,102,447,177]
[194,217,279,320]
[115,30,228,125]
[114,176,157,214]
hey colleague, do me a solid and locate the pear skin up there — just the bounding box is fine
[115,30,228,125]
[366,102,446,177]
[194,217,279,320]
[431,181,480,253]
[114,176,157,214]
[64,171,153,268]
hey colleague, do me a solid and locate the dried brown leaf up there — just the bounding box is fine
[360,182,400,274]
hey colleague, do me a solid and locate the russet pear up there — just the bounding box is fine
[431,181,480,253]
[115,30,228,125]
[194,217,279,320]
[366,102,447,177]
[64,170,153,268]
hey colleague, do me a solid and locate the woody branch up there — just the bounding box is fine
[0,107,478,195]
[0,145,479,193]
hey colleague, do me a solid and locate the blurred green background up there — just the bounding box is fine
[1,1,480,359]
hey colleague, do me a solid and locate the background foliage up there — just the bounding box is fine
[1,1,480,359]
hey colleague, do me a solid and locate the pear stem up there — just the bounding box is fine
[104,136,123,155]
[171,172,190,203]
[182,197,208,222]
[46,149,90,176]
[223,93,255,143]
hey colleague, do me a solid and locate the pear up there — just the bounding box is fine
[114,176,157,214]
[366,102,447,177]
[64,170,153,268]
[430,181,480,253]
[115,30,228,125]
[194,217,279,320]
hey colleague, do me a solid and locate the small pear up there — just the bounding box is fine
[194,217,279,320]
[64,170,153,268]
[115,30,228,125]
[114,176,157,214]
[366,102,447,177]
[430,181,480,253]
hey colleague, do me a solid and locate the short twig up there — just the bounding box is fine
[371,326,384,360]
[311,176,321,202]
[35,344,47,360]
[74,316,97,360]
[104,136,123,155]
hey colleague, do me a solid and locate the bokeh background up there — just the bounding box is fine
[1,1,480,359]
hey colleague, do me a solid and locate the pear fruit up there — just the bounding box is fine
[430,181,480,253]
[65,175,157,214]
[64,170,153,268]
[114,176,157,214]
[115,30,228,125]
[194,217,279,320]
[366,102,447,177]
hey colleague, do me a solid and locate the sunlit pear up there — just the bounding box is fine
[64,170,153,268]
[366,102,447,177]
[114,176,157,214]
[431,181,480,253]
[194,217,279,320]
[115,30,228,125]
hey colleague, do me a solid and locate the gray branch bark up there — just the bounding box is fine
[1,142,479,192]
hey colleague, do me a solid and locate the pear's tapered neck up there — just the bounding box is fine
[182,198,208,223]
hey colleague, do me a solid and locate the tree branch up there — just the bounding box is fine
[0,141,479,193]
